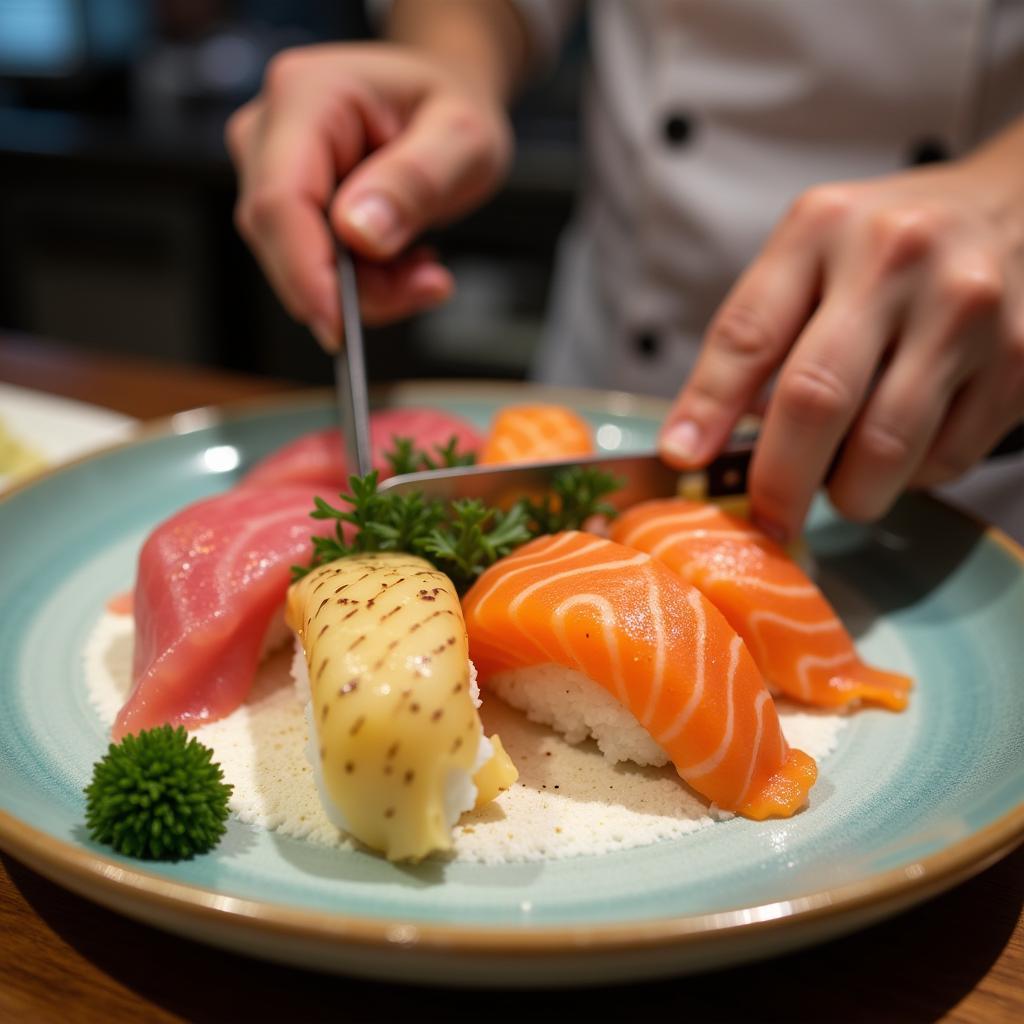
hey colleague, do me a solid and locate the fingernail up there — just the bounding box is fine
[752,514,788,545]
[310,318,338,351]
[345,193,401,249]
[660,420,702,465]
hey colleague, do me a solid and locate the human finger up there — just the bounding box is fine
[911,330,1024,488]
[332,93,511,261]
[828,257,1001,517]
[233,65,398,344]
[747,288,899,541]
[224,99,261,170]
[658,198,832,468]
[356,247,455,325]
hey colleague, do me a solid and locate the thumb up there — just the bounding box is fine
[331,93,511,260]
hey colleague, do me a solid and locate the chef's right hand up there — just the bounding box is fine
[226,43,513,349]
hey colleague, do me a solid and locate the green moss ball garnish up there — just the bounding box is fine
[84,725,233,861]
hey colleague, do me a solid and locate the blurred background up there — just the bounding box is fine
[0,0,584,385]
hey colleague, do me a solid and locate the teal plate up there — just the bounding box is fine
[1,381,1022,987]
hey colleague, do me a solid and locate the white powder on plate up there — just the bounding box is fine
[85,613,846,863]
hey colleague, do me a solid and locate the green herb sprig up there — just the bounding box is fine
[84,725,232,861]
[384,434,477,476]
[294,452,623,592]
[522,465,621,536]
[297,472,532,591]
[419,499,533,587]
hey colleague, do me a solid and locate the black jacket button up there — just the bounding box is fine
[908,138,950,166]
[635,331,660,358]
[662,113,693,147]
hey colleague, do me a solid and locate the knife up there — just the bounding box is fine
[378,444,754,507]
[333,242,373,476]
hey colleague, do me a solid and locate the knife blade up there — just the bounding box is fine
[378,445,754,507]
[333,242,373,476]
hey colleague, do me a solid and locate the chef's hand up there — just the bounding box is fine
[660,127,1024,542]
[226,42,514,348]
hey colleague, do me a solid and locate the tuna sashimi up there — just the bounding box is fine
[243,408,484,489]
[479,404,593,464]
[611,500,912,710]
[114,486,338,740]
[462,532,817,819]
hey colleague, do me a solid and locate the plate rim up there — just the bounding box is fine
[0,378,675,507]
[1,384,1022,961]
[2,806,1022,957]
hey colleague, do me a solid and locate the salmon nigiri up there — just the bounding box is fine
[611,500,912,711]
[462,532,817,819]
[479,404,594,465]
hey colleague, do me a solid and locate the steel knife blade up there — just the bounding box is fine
[378,445,754,507]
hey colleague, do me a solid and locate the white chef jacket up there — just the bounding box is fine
[512,0,1024,398]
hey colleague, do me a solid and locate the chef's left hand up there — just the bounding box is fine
[659,125,1024,542]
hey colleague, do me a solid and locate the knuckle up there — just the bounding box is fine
[439,102,513,186]
[856,420,915,469]
[789,185,855,232]
[242,186,289,233]
[262,47,307,94]
[939,262,1003,316]
[776,362,852,427]
[707,303,776,362]
[866,209,937,271]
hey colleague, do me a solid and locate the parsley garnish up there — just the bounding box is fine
[384,435,477,476]
[293,450,623,592]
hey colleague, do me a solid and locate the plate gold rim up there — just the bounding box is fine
[1,383,1022,960]
[2,808,1022,957]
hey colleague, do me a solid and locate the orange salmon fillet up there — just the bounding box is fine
[611,500,912,710]
[479,404,594,464]
[462,532,816,819]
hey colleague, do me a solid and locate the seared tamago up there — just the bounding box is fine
[286,553,517,862]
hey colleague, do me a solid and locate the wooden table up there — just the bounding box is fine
[1,336,1021,1023]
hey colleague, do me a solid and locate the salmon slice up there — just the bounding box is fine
[479,404,594,465]
[611,500,912,710]
[462,532,816,819]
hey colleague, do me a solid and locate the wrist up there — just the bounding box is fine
[387,0,528,105]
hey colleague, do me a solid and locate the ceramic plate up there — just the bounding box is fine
[1,382,1022,987]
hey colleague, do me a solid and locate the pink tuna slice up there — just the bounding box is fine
[242,407,483,490]
[113,485,340,740]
